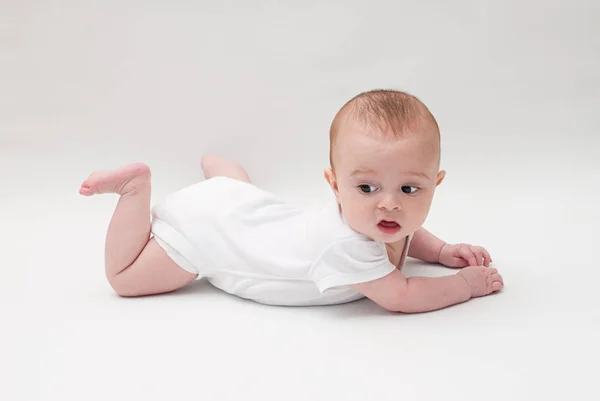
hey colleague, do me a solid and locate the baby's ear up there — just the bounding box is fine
[324,168,340,197]
[436,170,446,187]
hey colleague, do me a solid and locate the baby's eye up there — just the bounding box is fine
[358,184,378,194]
[401,185,420,194]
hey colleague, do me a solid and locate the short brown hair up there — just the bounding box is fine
[329,89,440,167]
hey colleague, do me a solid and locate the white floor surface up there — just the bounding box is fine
[1,1,599,400]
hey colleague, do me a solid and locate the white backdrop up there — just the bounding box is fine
[1,1,599,400]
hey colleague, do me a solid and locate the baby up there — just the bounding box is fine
[79,89,503,312]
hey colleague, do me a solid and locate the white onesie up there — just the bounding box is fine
[150,176,413,306]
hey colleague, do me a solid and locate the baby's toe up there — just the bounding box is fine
[79,182,95,196]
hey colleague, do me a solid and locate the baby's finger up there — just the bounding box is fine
[459,246,477,266]
[492,273,503,285]
[470,247,484,266]
[491,282,503,292]
[482,248,492,265]
[475,247,490,266]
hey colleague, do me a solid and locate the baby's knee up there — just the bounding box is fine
[106,272,139,297]
[106,275,128,297]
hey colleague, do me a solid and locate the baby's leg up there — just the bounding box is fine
[201,154,251,183]
[80,163,197,296]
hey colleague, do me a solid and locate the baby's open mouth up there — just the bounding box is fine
[379,220,399,227]
[377,220,401,234]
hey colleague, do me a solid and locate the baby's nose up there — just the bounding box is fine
[378,195,401,211]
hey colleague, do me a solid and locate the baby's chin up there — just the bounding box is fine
[377,233,407,244]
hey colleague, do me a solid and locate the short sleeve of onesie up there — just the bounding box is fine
[309,237,397,293]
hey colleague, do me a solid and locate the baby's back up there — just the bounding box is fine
[151,177,393,306]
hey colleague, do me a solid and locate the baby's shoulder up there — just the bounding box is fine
[318,232,387,264]
[304,201,375,243]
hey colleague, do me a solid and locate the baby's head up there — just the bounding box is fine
[325,89,446,243]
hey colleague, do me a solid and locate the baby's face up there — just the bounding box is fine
[326,122,445,243]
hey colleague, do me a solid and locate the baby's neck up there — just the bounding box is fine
[387,236,406,250]
[385,236,407,266]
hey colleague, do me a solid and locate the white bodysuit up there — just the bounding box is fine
[151,177,413,306]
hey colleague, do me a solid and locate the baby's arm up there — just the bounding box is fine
[351,266,502,313]
[407,227,446,263]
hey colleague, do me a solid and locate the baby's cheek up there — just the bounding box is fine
[345,202,361,220]
[356,202,372,217]
[346,202,368,225]
[413,205,432,226]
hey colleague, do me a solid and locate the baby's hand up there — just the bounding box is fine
[458,266,503,298]
[438,243,492,268]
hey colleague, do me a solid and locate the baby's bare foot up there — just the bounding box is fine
[79,162,151,196]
